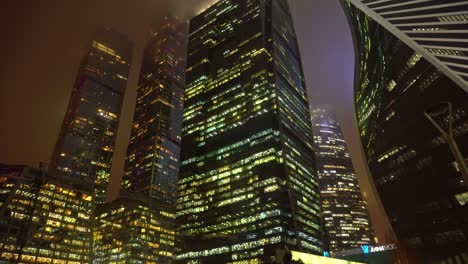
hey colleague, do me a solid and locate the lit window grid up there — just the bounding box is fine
[347,0,468,90]
[177,0,322,262]
[311,108,374,253]
[93,199,175,264]
[344,2,468,259]
[50,29,131,205]
[0,175,93,263]
[118,17,186,262]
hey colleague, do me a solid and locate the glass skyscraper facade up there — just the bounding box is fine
[122,16,186,201]
[344,0,468,92]
[49,28,132,205]
[343,1,468,262]
[310,107,374,255]
[176,0,322,262]
[94,17,187,263]
[0,164,94,263]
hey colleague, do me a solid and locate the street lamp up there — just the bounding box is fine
[424,102,468,189]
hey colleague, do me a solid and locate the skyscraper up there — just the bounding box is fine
[310,107,374,254]
[344,0,468,92]
[176,0,323,262]
[94,17,187,263]
[122,16,186,205]
[49,28,132,204]
[342,1,468,262]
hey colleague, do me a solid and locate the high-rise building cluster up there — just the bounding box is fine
[94,16,187,264]
[3,0,467,263]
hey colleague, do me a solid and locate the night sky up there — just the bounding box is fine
[2,0,394,243]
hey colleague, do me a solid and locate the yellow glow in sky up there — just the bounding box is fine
[196,0,220,15]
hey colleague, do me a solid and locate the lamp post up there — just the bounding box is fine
[424,102,468,189]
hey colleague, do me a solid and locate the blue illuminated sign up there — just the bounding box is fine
[361,245,370,254]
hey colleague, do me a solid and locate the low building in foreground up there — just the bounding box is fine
[332,243,402,264]
[93,194,176,263]
[275,248,363,264]
[0,164,93,263]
